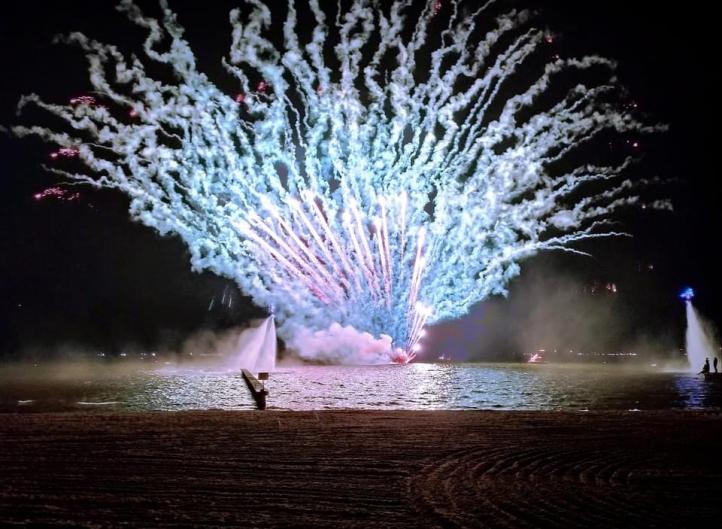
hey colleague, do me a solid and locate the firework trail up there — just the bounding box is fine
[12,0,664,364]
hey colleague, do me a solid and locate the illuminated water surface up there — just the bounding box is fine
[2,362,720,411]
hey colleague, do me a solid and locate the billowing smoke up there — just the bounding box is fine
[289,323,396,365]
[11,0,663,363]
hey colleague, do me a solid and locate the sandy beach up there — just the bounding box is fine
[1,410,721,528]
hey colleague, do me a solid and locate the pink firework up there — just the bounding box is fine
[33,186,81,202]
[69,95,97,106]
[389,348,416,365]
[49,147,80,160]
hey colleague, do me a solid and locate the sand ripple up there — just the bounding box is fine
[1,411,720,528]
[411,437,721,528]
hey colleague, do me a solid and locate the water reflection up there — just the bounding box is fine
[1,362,721,411]
[674,373,720,408]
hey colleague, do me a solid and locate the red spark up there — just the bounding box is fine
[316,84,324,96]
[129,108,139,118]
[389,348,416,364]
[432,0,442,15]
[234,93,246,104]
[256,81,268,93]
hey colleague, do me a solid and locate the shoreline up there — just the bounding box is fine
[2,410,721,527]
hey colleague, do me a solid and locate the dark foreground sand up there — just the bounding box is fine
[1,410,721,528]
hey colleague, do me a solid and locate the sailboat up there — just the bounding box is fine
[225,315,277,373]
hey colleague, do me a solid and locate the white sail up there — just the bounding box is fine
[226,316,277,373]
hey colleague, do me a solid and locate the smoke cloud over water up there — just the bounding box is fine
[289,323,396,365]
[423,257,682,362]
[11,0,663,363]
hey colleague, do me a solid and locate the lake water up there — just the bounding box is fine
[2,362,720,412]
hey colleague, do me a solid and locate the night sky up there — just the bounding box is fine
[0,1,716,359]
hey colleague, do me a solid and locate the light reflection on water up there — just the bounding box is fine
[269,364,722,411]
[1,362,720,411]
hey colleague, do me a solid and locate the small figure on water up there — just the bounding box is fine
[714,357,719,374]
[700,358,710,375]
